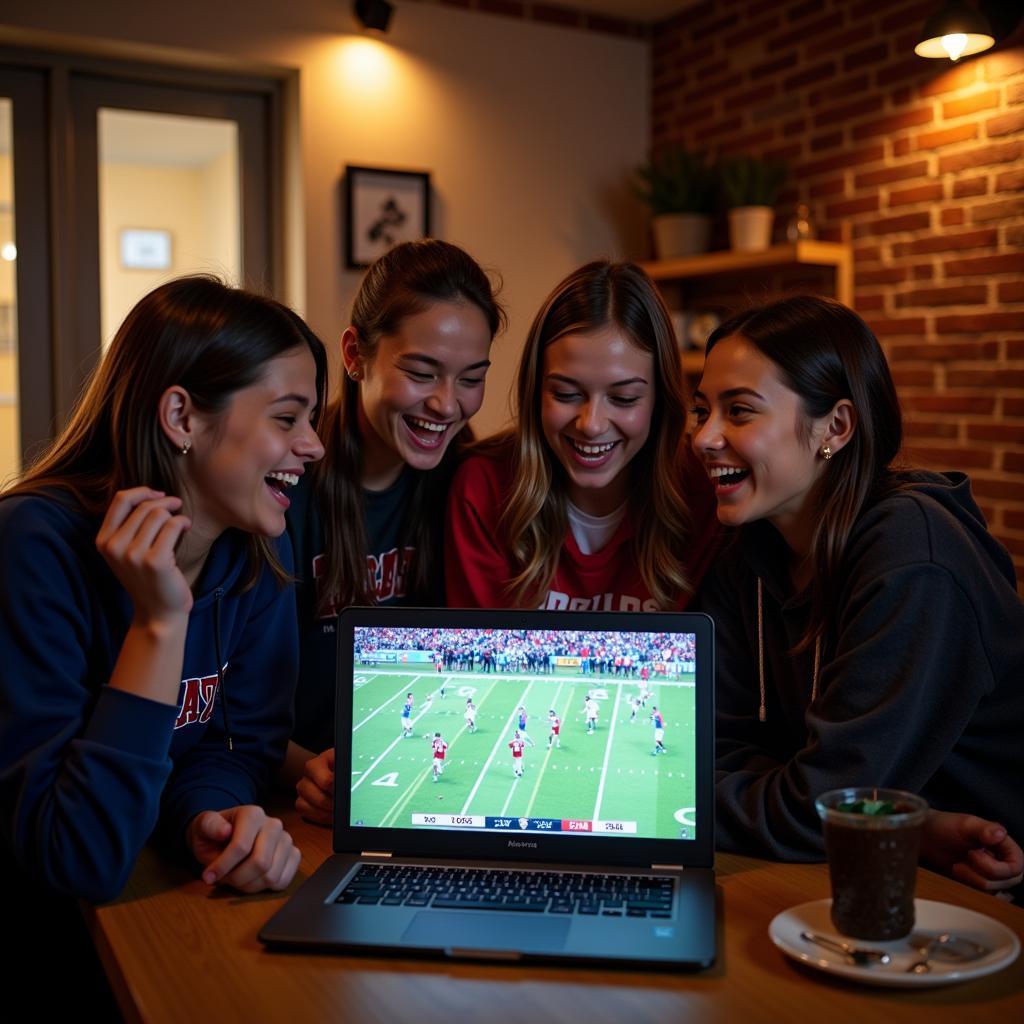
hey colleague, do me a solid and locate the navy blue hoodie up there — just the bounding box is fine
[703,471,1024,860]
[0,493,298,902]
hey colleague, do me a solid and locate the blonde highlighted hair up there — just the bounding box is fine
[500,260,694,609]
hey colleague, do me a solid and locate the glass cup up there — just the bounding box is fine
[815,787,929,941]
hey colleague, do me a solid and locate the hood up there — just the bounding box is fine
[895,470,1016,589]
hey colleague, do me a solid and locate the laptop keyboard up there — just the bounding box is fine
[336,864,674,917]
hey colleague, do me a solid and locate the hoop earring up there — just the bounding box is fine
[821,445,832,461]
[180,438,192,456]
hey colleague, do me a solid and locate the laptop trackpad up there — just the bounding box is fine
[403,911,570,954]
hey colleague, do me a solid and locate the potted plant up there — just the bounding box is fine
[719,155,788,252]
[633,147,716,259]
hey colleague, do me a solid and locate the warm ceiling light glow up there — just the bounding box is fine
[337,37,394,93]
[0,242,16,261]
[915,31,993,59]
[941,32,968,60]
[915,3,994,60]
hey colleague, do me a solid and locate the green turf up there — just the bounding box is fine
[349,666,698,841]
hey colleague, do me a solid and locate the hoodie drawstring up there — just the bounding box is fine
[757,576,820,723]
[213,587,233,751]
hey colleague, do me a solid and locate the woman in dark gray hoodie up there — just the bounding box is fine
[691,295,1023,892]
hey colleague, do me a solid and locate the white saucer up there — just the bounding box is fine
[768,898,1020,988]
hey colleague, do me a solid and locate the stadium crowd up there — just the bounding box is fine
[354,626,696,677]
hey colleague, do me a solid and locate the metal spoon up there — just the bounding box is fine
[800,931,892,966]
[908,932,991,963]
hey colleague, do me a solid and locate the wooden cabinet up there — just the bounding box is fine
[638,241,853,374]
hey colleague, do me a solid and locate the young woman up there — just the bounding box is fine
[692,295,1023,890]
[290,239,504,822]
[445,259,719,611]
[0,275,327,906]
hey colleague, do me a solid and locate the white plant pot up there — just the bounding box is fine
[728,206,775,252]
[653,213,712,259]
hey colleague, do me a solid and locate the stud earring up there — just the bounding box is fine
[821,445,832,461]
[180,438,192,456]
[349,368,362,382]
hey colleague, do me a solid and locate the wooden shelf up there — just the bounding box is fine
[638,240,853,306]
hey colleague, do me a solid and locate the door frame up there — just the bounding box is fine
[0,64,53,460]
[0,45,285,445]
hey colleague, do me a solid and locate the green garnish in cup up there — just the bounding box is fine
[837,799,897,815]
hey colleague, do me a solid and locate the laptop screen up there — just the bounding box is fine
[346,622,702,847]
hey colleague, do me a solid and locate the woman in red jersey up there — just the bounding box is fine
[446,260,719,611]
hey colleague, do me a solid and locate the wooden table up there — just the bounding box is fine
[87,810,1024,1024]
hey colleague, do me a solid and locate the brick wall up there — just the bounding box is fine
[652,0,1024,584]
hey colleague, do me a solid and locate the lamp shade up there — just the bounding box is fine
[915,2,994,59]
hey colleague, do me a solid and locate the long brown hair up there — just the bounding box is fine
[314,240,504,612]
[501,260,694,609]
[5,275,328,586]
[705,295,903,649]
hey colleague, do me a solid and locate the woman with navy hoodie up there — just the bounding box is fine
[0,276,326,914]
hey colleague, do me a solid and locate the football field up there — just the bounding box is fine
[348,666,698,842]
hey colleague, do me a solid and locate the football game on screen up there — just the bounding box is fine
[349,627,699,843]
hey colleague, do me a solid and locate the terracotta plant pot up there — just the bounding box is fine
[728,206,774,252]
[653,212,712,259]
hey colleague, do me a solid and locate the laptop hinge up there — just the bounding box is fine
[360,851,393,858]
[651,864,684,871]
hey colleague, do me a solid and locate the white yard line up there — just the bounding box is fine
[459,679,535,816]
[522,682,566,819]
[427,674,455,701]
[379,718,471,828]
[590,681,623,823]
[351,667,573,685]
[351,695,433,792]
[353,676,424,732]
[499,778,521,817]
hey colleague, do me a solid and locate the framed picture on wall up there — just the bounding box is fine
[120,228,172,270]
[345,165,431,269]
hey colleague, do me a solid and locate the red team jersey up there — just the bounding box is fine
[444,446,720,610]
[432,739,448,760]
[550,717,561,734]
[509,738,525,758]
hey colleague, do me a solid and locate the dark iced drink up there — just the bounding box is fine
[815,788,928,941]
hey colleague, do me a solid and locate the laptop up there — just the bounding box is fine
[260,606,716,969]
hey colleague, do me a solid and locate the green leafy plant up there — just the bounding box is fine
[633,147,716,215]
[837,799,898,816]
[719,155,788,208]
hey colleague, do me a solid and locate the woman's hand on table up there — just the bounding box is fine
[187,806,301,892]
[921,810,1024,892]
[295,747,335,826]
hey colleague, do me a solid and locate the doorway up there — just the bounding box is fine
[0,48,283,475]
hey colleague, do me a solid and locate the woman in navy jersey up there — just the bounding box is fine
[445,259,719,612]
[0,277,326,1004]
[288,240,504,823]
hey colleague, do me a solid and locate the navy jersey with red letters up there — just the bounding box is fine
[0,492,297,904]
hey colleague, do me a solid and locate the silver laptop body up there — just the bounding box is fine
[260,607,716,969]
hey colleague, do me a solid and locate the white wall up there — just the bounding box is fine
[199,146,241,287]
[100,163,204,345]
[0,1,649,434]
[99,153,241,346]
